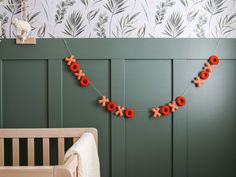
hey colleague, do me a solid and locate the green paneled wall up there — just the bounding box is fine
[0,39,235,177]
[125,60,172,177]
[3,60,48,128]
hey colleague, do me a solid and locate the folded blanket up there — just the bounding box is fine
[64,133,100,177]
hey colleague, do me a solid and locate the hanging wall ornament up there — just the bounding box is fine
[12,18,31,42]
[13,0,36,44]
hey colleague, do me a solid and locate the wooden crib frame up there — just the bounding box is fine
[0,128,98,177]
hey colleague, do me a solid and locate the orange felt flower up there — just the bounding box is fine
[75,70,85,80]
[115,106,125,117]
[203,62,214,73]
[193,76,205,87]
[152,107,161,118]
[65,55,76,66]
[98,96,109,107]
[168,101,179,112]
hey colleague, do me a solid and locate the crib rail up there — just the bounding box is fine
[0,128,98,139]
[0,128,98,167]
[0,166,54,177]
[0,154,79,177]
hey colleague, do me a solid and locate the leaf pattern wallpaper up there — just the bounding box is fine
[0,0,236,38]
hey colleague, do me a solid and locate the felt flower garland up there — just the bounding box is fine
[65,55,90,87]
[64,55,220,119]
[152,96,186,118]
[151,56,219,118]
[98,96,135,119]
[193,55,219,88]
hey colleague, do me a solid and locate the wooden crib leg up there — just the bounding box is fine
[0,139,4,166]
[53,166,72,177]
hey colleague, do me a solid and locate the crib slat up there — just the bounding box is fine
[43,138,50,166]
[12,138,19,166]
[58,138,64,165]
[27,138,35,166]
[0,139,4,166]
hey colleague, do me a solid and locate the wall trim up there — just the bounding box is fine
[111,59,126,177]
[0,39,236,60]
[48,60,63,128]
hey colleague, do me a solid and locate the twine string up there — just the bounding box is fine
[90,81,104,97]
[63,39,73,56]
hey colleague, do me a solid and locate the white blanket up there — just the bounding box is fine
[64,133,100,177]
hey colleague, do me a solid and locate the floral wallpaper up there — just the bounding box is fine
[0,0,236,38]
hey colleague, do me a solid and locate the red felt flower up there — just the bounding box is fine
[176,96,186,107]
[70,63,80,73]
[199,70,209,80]
[106,102,117,112]
[125,108,135,119]
[209,56,219,65]
[161,105,170,116]
[80,77,90,87]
